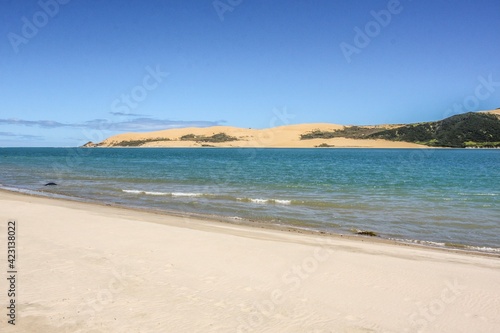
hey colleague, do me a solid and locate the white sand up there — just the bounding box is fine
[1,190,499,332]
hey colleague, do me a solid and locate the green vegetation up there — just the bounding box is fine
[107,132,238,146]
[464,141,500,148]
[329,126,389,138]
[301,113,500,148]
[113,138,170,147]
[180,132,238,143]
[300,130,338,140]
[315,143,335,147]
[82,141,97,147]
[367,113,500,148]
[179,134,197,141]
[301,126,389,140]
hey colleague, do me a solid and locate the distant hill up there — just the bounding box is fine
[85,110,500,148]
[365,112,500,148]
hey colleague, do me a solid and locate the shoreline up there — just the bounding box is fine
[1,187,498,258]
[81,145,436,149]
[1,188,500,332]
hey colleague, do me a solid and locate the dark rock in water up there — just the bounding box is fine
[356,230,378,237]
[44,182,57,186]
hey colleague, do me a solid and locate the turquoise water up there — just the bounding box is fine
[1,148,499,251]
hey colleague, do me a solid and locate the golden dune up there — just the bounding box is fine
[97,123,427,148]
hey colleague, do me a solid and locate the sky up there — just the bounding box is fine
[1,0,499,147]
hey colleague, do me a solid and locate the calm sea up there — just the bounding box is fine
[1,148,499,252]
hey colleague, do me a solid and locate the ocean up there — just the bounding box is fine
[1,147,499,252]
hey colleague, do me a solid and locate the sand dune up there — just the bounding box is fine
[97,123,426,148]
[1,190,500,332]
[92,109,500,148]
[484,109,500,117]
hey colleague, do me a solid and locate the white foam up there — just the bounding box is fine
[466,246,500,253]
[390,238,500,253]
[390,238,446,247]
[250,198,268,204]
[124,190,203,197]
[171,192,202,197]
[274,199,291,205]
[458,192,498,196]
[144,191,168,196]
[237,197,291,205]
[122,190,143,194]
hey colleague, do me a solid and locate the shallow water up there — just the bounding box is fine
[1,147,499,251]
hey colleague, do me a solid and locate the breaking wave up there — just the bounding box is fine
[122,189,292,205]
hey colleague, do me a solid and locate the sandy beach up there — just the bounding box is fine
[1,190,499,332]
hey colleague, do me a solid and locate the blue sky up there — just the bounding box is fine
[1,0,499,147]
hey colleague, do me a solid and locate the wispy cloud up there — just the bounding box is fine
[109,111,149,117]
[0,117,224,132]
[0,131,44,139]
[0,119,68,128]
